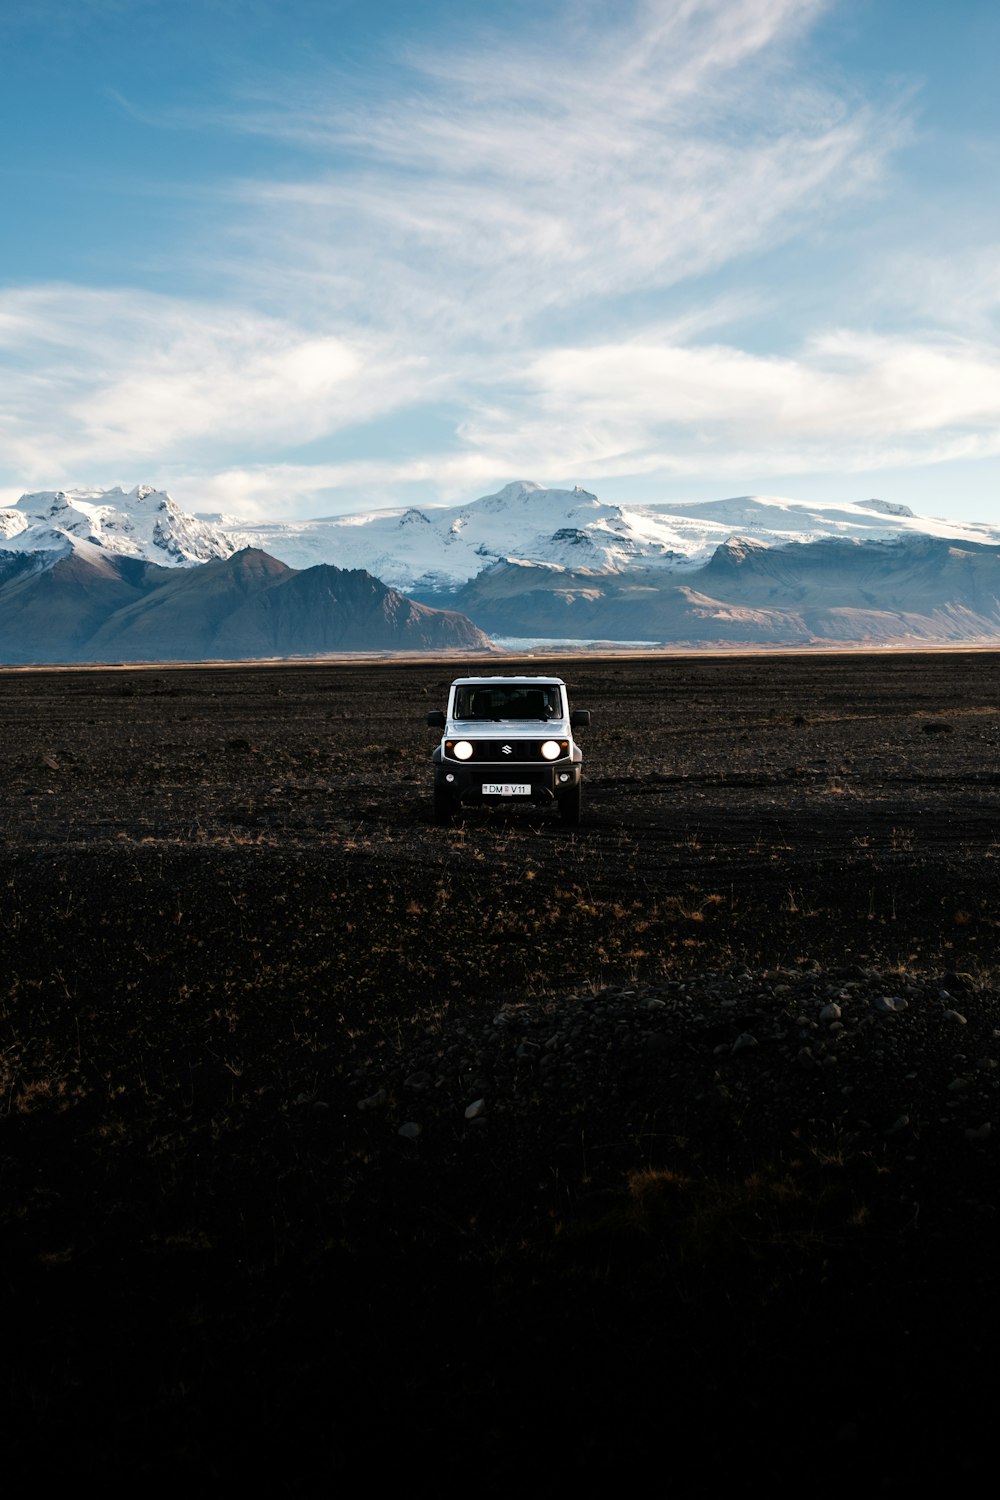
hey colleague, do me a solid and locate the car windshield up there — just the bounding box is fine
[453,684,560,720]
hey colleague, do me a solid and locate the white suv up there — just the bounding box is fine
[426,675,591,825]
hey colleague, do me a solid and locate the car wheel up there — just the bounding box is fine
[558,782,582,825]
[433,784,455,825]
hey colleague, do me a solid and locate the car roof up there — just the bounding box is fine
[450,676,565,686]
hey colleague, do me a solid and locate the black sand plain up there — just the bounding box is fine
[2,650,999,1493]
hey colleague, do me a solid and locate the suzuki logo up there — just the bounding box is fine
[502,744,512,755]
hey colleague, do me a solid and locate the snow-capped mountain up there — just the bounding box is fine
[0,485,237,567]
[208,480,1000,594]
[446,534,1000,646]
[5,479,998,590]
[4,479,1000,651]
[0,485,493,661]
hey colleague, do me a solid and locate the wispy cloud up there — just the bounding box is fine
[0,286,429,481]
[224,0,896,335]
[142,323,1000,521]
[873,245,1000,339]
[173,453,510,521]
[454,329,1000,479]
[5,0,973,519]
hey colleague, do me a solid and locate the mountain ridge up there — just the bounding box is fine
[204,480,1000,595]
[3,480,1000,651]
[0,545,493,664]
[0,484,236,568]
[435,534,1000,646]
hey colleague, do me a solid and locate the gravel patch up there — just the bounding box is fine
[343,965,1000,1191]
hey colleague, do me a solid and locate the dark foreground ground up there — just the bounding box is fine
[2,651,999,1494]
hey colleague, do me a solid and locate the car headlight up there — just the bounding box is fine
[452,740,474,760]
[540,740,563,761]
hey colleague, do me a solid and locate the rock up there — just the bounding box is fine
[358,1088,388,1111]
[464,1098,486,1120]
[398,1122,422,1139]
[644,1033,672,1055]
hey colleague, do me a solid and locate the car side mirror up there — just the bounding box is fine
[426,709,446,728]
[570,709,591,728]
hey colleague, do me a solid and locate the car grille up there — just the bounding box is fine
[445,739,567,763]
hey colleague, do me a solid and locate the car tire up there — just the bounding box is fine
[558,782,582,825]
[433,784,455,825]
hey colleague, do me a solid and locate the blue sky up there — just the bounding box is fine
[2,0,999,524]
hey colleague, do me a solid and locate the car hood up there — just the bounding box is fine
[446,717,570,733]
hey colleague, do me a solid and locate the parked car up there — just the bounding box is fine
[426,674,590,825]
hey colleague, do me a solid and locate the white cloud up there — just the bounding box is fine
[4,0,962,517]
[0,285,428,481]
[455,329,1000,480]
[161,453,511,521]
[160,324,1000,518]
[224,0,895,338]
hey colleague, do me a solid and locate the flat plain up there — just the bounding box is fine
[2,651,999,1493]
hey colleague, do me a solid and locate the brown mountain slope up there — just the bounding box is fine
[0,547,493,662]
[439,536,1000,643]
[0,548,174,663]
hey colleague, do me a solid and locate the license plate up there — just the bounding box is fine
[482,783,531,796]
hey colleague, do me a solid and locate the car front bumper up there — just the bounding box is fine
[435,761,581,803]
